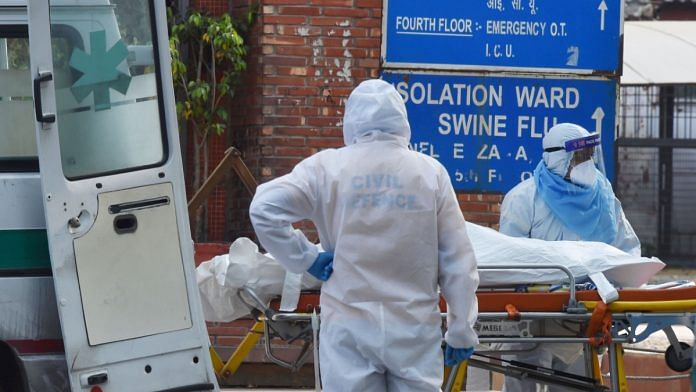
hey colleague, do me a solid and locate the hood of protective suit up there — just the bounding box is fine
[342,79,411,146]
[542,123,591,177]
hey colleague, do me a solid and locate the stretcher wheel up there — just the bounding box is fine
[665,342,692,372]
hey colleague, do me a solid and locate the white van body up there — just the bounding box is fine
[0,1,219,391]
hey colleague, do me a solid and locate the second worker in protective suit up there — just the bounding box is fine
[498,122,640,392]
[250,79,480,391]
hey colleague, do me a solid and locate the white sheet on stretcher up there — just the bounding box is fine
[196,237,322,322]
[196,223,664,322]
[466,223,664,288]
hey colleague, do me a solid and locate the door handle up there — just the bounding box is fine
[33,70,56,124]
[113,214,138,234]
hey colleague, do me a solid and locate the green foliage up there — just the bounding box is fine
[111,0,152,45]
[5,38,29,69]
[168,6,255,240]
[168,8,254,138]
[6,36,73,71]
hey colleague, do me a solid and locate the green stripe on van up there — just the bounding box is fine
[0,229,51,270]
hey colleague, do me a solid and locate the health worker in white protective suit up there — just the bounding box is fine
[249,79,480,391]
[498,122,641,392]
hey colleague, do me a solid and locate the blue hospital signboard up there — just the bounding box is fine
[382,0,623,75]
[381,72,617,193]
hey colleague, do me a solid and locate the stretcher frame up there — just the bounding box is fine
[209,265,696,391]
[195,152,695,390]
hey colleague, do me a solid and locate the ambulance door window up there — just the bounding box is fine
[50,0,165,180]
[0,26,36,172]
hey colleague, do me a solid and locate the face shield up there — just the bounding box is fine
[544,133,605,187]
[534,129,618,244]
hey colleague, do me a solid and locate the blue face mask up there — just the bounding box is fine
[533,161,618,244]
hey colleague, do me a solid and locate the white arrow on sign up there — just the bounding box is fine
[592,107,605,134]
[598,0,608,31]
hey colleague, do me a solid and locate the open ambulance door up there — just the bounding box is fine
[27,1,219,391]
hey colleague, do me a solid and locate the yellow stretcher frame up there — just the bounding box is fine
[210,321,265,379]
[582,299,696,313]
[206,296,696,391]
[443,361,469,391]
[208,319,471,391]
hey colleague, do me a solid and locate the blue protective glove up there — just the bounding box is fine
[307,252,334,281]
[444,344,474,366]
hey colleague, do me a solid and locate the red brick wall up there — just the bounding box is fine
[459,193,503,231]
[192,0,229,15]
[252,0,382,184]
[657,3,696,20]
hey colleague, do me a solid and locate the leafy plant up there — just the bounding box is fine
[169,7,255,239]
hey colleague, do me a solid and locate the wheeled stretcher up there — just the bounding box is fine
[193,150,679,390]
[208,265,696,391]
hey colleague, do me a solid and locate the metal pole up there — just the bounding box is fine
[478,265,583,312]
[658,86,674,257]
[443,363,460,392]
[0,38,8,70]
[608,343,620,391]
[583,343,593,381]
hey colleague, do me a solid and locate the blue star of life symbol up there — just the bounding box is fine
[69,30,131,111]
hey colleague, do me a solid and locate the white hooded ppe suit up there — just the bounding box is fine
[498,123,640,392]
[250,79,479,391]
[501,123,640,255]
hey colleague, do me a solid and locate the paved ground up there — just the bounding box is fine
[652,266,696,283]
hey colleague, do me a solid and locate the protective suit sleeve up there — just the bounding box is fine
[611,198,641,256]
[499,184,533,238]
[436,169,480,348]
[249,160,320,274]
